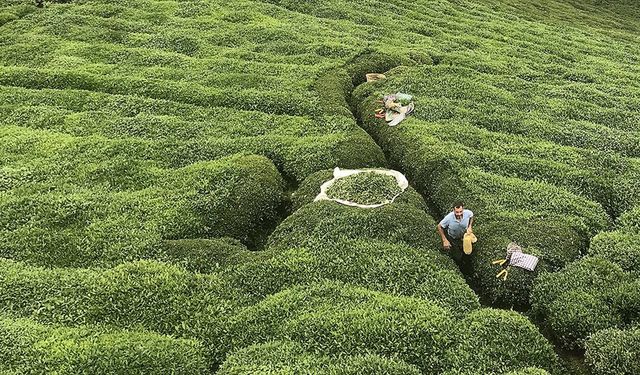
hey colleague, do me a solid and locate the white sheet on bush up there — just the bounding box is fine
[314,167,409,209]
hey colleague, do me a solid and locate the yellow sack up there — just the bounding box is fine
[463,232,478,255]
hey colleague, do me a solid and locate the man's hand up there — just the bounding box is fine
[466,227,473,234]
[443,239,451,250]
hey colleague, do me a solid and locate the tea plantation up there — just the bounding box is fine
[1,0,639,373]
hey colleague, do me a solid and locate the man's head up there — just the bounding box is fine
[453,201,464,219]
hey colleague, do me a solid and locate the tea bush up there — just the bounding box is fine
[228,280,456,373]
[268,200,442,251]
[218,340,422,375]
[223,239,478,314]
[0,316,208,374]
[585,327,640,375]
[0,153,284,266]
[292,169,426,211]
[444,308,559,374]
[531,257,639,349]
[0,259,236,364]
[589,231,640,274]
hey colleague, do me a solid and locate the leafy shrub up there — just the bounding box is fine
[0,317,208,374]
[585,327,640,375]
[0,103,385,184]
[0,66,320,117]
[0,154,284,266]
[413,269,480,316]
[292,169,426,211]
[470,212,586,309]
[325,171,402,205]
[531,257,637,349]
[589,231,640,273]
[268,200,442,251]
[160,238,255,273]
[223,239,477,314]
[218,340,422,375]
[228,280,456,373]
[619,207,640,233]
[0,259,236,365]
[445,309,560,374]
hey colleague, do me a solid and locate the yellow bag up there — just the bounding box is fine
[463,232,478,255]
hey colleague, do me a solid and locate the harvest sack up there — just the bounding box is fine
[314,167,408,209]
[463,232,478,255]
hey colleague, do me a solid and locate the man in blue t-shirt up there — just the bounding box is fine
[437,201,474,262]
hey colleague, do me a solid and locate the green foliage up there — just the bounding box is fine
[268,200,441,251]
[2,0,640,371]
[0,109,385,184]
[0,259,236,365]
[228,280,456,373]
[0,317,208,374]
[619,207,640,233]
[160,238,255,273]
[585,327,640,375]
[589,231,640,274]
[445,309,559,374]
[218,340,422,374]
[0,153,283,266]
[223,239,478,314]
[531,257,638,350]
[326,171,402,205]
[470,212,587,309]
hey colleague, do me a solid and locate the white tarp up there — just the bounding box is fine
[314,167,409,209]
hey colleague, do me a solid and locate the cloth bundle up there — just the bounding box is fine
[506,242,539,271]
[374,92,415,126]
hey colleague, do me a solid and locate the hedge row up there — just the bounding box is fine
[223,238,478,314]
[443,308,559,374]
[218,340,422,375]
[352,63,640,155]
[0,316,208,374]
[268,200,442,251]
[589,231,640,274]
[0,124,384,186]
[0,66,320,117]
[0,102,346,141]
[585,327,640,375]
[404,120,640,218]
[531,257,640,349]
[0,259,235,365]
[353,75,611,308]
[354,93,610,236]
[0,153,284,266]
[226,280,461,373]
[228,281,559,374]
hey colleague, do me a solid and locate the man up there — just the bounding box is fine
[437,201,474,264]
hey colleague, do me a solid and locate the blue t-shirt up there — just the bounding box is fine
[439,209,474,240]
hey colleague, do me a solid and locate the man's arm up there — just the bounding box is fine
[437,223,451,250]
[467,216,474,233]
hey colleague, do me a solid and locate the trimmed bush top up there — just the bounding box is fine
[0,316,209,375]
[326,171,402,206]
[586,327,640,375]
[218,340,422,375]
